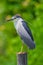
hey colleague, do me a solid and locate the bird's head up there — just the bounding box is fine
[6,14,21,22]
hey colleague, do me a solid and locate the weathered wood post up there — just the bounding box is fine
[17,52,27,65]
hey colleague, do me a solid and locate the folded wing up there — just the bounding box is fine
[17,21,35,49]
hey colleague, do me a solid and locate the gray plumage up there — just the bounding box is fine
[8,15,35,49]
[14,17,35,49]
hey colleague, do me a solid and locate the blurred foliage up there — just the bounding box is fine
[0,0,43,65]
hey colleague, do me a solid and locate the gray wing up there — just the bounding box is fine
[22,21,34,41]
[17,21,35,49]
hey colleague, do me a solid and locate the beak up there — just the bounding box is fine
[6,16,16,21]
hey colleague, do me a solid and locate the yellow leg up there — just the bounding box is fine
[21,44,24,52]
[20,43,28,53]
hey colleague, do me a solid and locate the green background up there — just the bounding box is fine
[0,0,43,65]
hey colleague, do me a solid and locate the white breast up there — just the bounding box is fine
[15,18,23,31]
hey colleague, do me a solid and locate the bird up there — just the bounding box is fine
[7,14,35,49]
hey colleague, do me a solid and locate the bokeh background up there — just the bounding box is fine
[0,0,43,65]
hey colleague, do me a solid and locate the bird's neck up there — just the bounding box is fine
[13,18,23,28]
[13,18,20,28]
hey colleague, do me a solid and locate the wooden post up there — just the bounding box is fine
[17,52,27,65]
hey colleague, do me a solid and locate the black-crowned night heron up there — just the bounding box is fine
[7,14,35,50]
